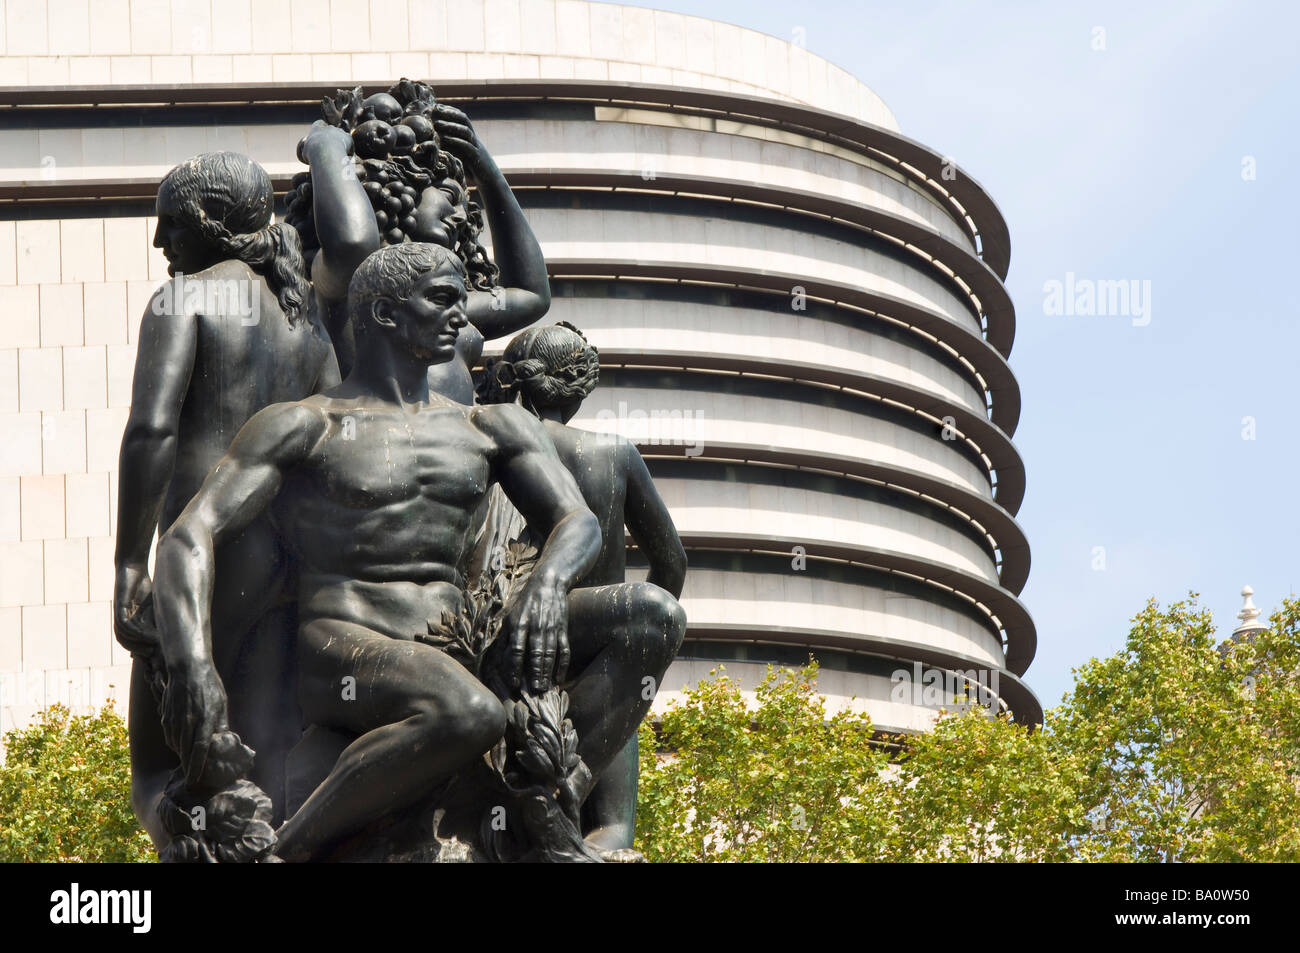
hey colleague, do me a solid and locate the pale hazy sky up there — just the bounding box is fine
[623,0,1300,709]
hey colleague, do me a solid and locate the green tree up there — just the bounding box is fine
[635,661,892,862]
[634,594,1300,863]
[884,706,1087,862]
[1052,595,1300,862]
[0,702,153,862]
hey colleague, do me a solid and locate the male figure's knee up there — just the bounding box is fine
[445,685,507,752]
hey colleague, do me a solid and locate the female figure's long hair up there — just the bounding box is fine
[478,322,600,416]
[159,152,310,326]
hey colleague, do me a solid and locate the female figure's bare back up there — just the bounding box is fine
[114,142,378,846]
[163,261,337,526]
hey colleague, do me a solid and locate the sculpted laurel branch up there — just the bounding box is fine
[417,536,540,675]
[156,756,278,864]
[495,689,583,797]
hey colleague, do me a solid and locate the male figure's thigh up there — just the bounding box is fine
[297,619,478,735]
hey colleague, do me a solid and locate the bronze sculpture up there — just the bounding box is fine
[113,86,688,861]
[150,243,684,861]
[480,322,687,851]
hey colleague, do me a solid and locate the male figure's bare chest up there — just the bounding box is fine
[311,406,493,509]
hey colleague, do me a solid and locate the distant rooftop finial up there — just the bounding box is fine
[1234,585,1267,637]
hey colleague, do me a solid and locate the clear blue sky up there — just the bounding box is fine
[623,0,1300,708]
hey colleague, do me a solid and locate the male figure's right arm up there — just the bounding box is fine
[154,401,326,782]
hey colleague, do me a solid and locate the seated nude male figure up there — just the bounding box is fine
[152,243,686,861]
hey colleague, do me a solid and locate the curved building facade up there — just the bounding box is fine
[0,0,1037,735]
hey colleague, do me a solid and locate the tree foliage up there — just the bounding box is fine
[3,595,1297,863]
[0,703,153,862]
[637,595,1300,862]
[883,700,1086,862]
[1051,595,1300,862]
[635,663,891,862]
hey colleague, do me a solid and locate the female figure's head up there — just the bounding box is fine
[285,80,498,293]
[155,152,310,325]
[479,322,600,421]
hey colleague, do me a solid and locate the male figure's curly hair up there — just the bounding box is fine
[284,79,499,293]
[159,152,309,325]
[478,322,600,415]
[348,242,465,336]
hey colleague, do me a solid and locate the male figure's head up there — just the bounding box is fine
[348,243,468,365]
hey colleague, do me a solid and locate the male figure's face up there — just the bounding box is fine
[372,261,468,364]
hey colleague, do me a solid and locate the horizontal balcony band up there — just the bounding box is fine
[676,630,1043,727]
[546,258,1022,436]
[632,441,1030,599]
[0,79,1011,279]
[673,531,1035,677]
[591,348,1026,516]
[501,169,1015,358]
[633,459,1001,577]
[545,279,992,426]
[649,549,1006,658]
[586,375,993,498]
[670,515,997,591]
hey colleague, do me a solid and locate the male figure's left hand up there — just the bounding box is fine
[502,577,571,695]
[161,660,231,787]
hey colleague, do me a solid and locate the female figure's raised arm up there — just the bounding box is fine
[434,104,551,339]
[300,121,382,307]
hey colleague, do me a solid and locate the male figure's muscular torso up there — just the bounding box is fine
[267,393,539,642]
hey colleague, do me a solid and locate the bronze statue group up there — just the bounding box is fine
[112,80,687,863]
